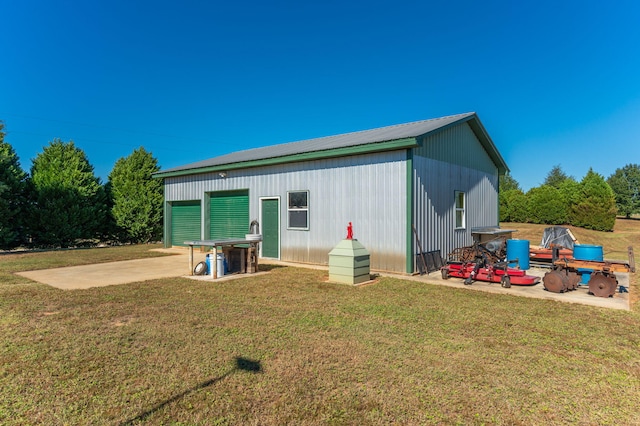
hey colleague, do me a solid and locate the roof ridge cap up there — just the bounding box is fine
[279,112,477,145]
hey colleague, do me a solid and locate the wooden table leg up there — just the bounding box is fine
[188,245,194,276]
[255,243,259,272]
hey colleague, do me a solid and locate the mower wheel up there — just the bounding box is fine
[441,268,449,280]
[501,275,511,288]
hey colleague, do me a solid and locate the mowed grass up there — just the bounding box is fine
[1,234,639,425]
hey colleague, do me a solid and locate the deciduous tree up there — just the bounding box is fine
[607,164,640,218]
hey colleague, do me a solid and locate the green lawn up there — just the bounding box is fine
[1,240,639,425]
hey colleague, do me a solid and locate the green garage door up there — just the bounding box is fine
[209,190,249,240]
[171,201,201,246]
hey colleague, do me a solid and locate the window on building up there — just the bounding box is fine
[455,191,465,229]
[288,191,309,230]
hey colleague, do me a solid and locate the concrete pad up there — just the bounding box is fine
[412,267,630,311]
[261,259,631,311]
[17,250,208,290]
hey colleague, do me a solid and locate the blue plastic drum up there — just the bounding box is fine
[577,267,594,285]
[507,239,530,270]
[573,245,604,262]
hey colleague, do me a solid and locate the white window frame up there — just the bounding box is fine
[287,190,309,230]
[455,190,465,229]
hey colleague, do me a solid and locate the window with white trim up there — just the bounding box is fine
[455,191,465,229]
[287,191,309,230]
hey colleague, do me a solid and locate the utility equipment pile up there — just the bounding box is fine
[441,239,541,288]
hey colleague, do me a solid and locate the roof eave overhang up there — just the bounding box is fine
[153,137,419,179]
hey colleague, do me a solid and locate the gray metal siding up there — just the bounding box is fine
[411,121,500,267]
[164,151,408,272]
[412,155,499,263]
[415,122,497,175]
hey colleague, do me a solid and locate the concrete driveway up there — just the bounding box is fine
[17,249,208,290]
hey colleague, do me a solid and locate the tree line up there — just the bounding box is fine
[500,164,640,231]
[0,121,163,250]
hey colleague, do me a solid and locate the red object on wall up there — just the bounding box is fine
[347,222,353,240]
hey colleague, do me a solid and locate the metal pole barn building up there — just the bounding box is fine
[154,112,509,274]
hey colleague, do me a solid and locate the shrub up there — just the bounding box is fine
[526,185,567,224]
[500,189,528,222]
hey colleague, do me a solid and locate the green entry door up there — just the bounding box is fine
[171,201,201,246]
[209,190,249,240]
[261,198,279,258]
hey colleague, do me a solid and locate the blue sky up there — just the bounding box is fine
[1,0,639,191]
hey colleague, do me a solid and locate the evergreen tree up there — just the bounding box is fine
[29,139,108,247]
[499,173,521,192]
[0,121,29,249]
[558,177,580,224]
[499,189,528,223]
[108,147,163,243]
[526,185,567,224]
[607,164,640,218]
[543,164,570,188]
[570,169,617,231]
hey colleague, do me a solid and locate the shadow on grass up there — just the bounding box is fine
[617,216,640,221]
[256,263,288,272]
[121,357,262,425]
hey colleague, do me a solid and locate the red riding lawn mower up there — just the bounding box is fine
[440,241,540,287]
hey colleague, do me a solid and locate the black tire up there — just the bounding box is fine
[194,261,208,276]
[441,268,449,280]
[501,275,511,288]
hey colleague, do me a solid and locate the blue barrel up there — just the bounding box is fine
[573,244,603,262]
[206,253,226,277]
[577,267,594,284]
[206,253,213,275]
[507,239,530,270]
